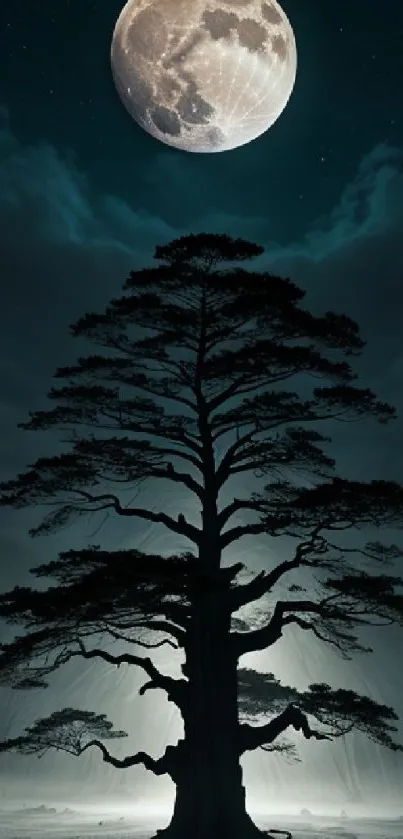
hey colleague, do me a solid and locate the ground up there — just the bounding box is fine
[0,809,403,839]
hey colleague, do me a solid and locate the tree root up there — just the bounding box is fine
[153,825,293,839]
[265,831,292,838]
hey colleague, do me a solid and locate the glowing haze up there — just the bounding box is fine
[110,0,297,153]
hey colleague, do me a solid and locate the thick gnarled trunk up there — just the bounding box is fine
[154,592,265,839]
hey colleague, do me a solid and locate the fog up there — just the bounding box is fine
[1,806,403,839]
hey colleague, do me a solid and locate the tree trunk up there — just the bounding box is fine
[152,592,266,839]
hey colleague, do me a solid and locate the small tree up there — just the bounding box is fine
[0,233,403,839]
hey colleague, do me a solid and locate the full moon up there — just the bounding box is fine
[110,0,297,153]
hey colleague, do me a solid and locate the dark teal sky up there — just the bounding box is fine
[1,0,402,237]
[0,0,403,815]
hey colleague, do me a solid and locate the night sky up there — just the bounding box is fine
[0,0,403,818]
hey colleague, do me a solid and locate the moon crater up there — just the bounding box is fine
[111,0,297,153]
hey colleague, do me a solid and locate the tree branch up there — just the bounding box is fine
[105,617,187,642]
[73,491,200,545]
[239,704,332,754]
[73,639,151,670]
[232,600,326,657]
[220,521,267,551]
[217,497,262,533]
[146,463,203,501]
[105,626,178,650]
[149,447,203,474]
[215,430,257,488]
[79,741,167,772]
[280,614,370,658]
[229,530,325,613]
[74,640,187,709]
[208,375,264,416]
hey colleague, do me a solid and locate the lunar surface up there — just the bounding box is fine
[110,0,297,153]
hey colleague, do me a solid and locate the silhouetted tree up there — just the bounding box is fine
[1,233,403,839]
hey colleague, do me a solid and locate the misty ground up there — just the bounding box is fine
[1,807,403,839]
